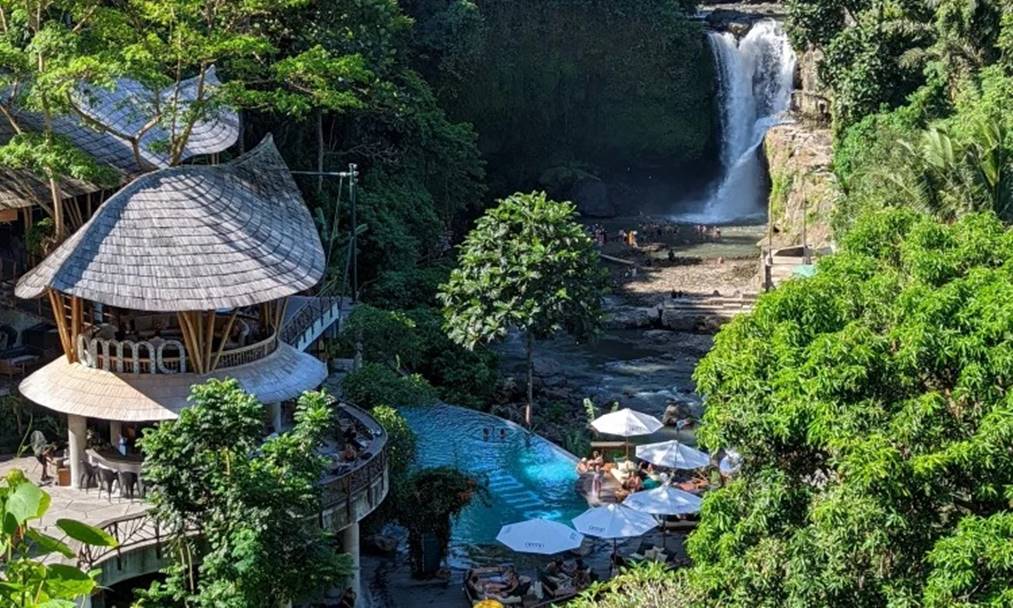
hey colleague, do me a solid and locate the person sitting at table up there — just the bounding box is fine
[545,558,565,576]
[483,568,519,595]
[573,559,591,588]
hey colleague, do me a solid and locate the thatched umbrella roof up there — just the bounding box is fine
[19,342,327,422]
[16,135,325,311]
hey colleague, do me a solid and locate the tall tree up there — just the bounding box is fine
[688,209,1013,607]
[439,191,605,426]
[136,379,351,608]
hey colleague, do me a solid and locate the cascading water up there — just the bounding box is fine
[687,20,796,223]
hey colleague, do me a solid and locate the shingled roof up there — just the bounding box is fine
[0,68,239,209]
[15,135,325,311]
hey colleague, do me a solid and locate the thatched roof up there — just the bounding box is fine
[19,342,327,422]
[16,136,325,311]
[0,122,101,211]
[0,68,239,209]
[68,67,239,171]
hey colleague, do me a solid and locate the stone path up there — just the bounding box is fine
[0,455,147,537]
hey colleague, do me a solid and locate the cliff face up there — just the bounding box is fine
[763,122,839,249]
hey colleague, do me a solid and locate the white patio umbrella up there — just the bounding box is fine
[496,519,585,555]
[572,503,657,541]
[591,408,663,457]
[635,440,710,470]
[719,449,742,476]
[623,485,702,516]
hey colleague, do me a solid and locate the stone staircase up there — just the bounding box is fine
[659,292,758,332]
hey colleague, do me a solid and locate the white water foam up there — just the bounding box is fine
[676,20,796,224]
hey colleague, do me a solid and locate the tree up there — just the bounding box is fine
[136,379,351,608]
[439,191,605,426]
[1,469,118,607]
[395,466,487,578]
[687,209,1013,607]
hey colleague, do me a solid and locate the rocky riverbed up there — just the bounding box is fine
[489,219,763,448]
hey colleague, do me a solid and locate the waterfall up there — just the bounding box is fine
[688,20,796,223]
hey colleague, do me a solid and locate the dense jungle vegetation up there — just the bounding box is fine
[569,2,1013,607]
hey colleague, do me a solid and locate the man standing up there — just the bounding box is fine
[30,429,51,482]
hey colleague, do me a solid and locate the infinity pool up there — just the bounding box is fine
[400,405,589,547]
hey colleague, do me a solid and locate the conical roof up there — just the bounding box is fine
[16,136,325,311]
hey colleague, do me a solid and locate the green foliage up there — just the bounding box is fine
[420,0,713,192]
[440,191,606,347]
[569,562,696,608]
[137,380,351,608]
[364,265,452,309]
[370,405,417,475]
[344,305,423,368]
[688,209,1013,607]
[395,466,488,577]
[441,191,605,421]
[341,362,438,409]
[833,67,1013,231]
[0,469,117,607]
[339,302,498,409]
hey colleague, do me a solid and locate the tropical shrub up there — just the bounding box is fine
[137,380,351,608]
[341,362,438,409]
[395,467,488,578]
[0,470,118,608]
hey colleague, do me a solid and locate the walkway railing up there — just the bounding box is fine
[77,402,389,570]
[280,296,347,352]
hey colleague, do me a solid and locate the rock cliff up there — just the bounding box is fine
[763,122,838,249]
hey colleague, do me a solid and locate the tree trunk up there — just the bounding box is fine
[526,332,534,427]
[316,109,324,193]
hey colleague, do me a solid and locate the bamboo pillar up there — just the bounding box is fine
[210,311,239,371]
[69,296,82,363]
[47,289,72,360]
[177,312,203,374]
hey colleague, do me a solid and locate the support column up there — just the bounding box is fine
[68,414,87,490]
[341,522,360,606]
[109,420,122,451]
[271,402,283,434]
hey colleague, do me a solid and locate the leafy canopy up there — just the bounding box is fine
[0,469,117,608]
[439,191,606,348]
[137,379,351,608]
[688,209,1013,607]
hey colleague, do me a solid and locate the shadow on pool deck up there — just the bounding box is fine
[361,529,691,608]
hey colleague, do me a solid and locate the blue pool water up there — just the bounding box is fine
[400,405,589,547]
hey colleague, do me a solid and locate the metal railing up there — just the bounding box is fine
[279,296,344,347]
[77,403,389,570]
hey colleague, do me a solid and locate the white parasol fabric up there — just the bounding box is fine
[623,485,703,515]
[719,449,743,476]
[496,519,585,555]
[572,504,658,540]
[635,440,710,470]
[591,408,663,437]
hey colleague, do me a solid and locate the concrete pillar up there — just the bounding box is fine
[68,414,87,489]
[341,522,360,606]
[109,420,122,450]
[271,402,283,434]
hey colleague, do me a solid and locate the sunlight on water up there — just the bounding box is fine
[400,405,588,547]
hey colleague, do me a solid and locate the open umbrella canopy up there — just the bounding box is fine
[720,449,743,476]
[572,504,658,540]
[591,408,663,437]
[635,440,710,470]
[623,485,703,515]
[496,519,585,555]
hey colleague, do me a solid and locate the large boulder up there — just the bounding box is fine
[568,177,615,218]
